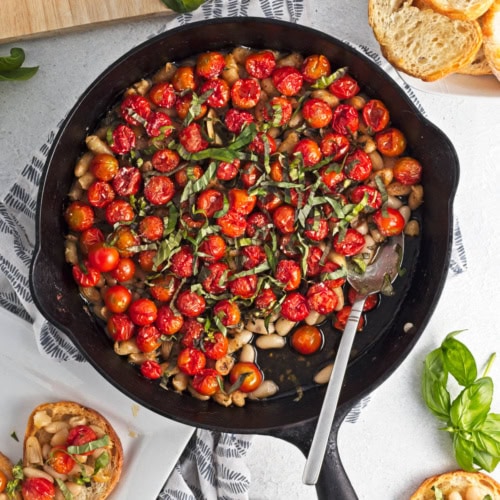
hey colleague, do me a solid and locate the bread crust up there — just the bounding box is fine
[410,470,500,499]
[24,401,123,500]
[481,0,500,80]
[413,0,494,20]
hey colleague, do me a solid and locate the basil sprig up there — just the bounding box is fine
[422,330,500,472]
[0,48,38,81]
[161,0,207,12]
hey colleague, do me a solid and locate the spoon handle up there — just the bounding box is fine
[302,294,366,485]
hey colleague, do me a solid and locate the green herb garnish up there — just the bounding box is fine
[0,48,38,81]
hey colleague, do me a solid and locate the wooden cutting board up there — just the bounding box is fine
[1,0,174,44]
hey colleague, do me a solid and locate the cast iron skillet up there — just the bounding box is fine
[29,18,459,499]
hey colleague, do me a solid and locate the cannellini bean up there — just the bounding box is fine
[215,355,235,376]
[386,181,411,196]
[374,167,393,186]
[65,482,85,495]
[332,287,345,312]
[161,341,174,360]
[255,334,286,350]
[114,339,140,356]
[43,464,67,481]
[89,425,106,438]
[370,227,385,244]
[275,317,296,336]
[0,493,9,500]
[80,286,101,304]
[465,486,488,500]
[222,53,240,85]
[34,411,52,428]
[212,391,233,407]
[45,421,69,434]
[326,251,346,269]
[172,372,189,392]
[357,134,377,153]
[231,46,252,64]
[248,380,279,400]
[227,329,253,353]
[348,94,366,110]
[399,205,411,223]
[368,150,384,171]
[128,352,156,364]
[352,219,369,235]
[152,62,176,83]
[310,89,339,108]
[278,130,299,154]
[77,171,96,190]
[74,151,94,177]
[288,111,304,129]
[50,429,69,447]
[387,195,403,209]
[132,79,151,96]
[408,184,424,210]
[231,390,247,407]
[276,52,303,68]
[64,239,78,265]
[245,317,275,334]
[25,436,43,465]
[448,491,463,500]
[305,311,324,326]
[67,181,83,201]
[85,135,113,155]
[188,385,210,401]
[259,77,278,97]
[23,467,54,482]
[42,443,51,460]
[404,219,420,237]
[314,363,333,384]
[239,344,256,363]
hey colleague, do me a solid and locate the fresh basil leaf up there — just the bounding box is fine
[453,432,476,472]
[55,478,73,500]
[67,434,110,455]
[94,450,110,474]
[422,348,451,421]
[161,0,206,12]
[473,413,500,457]
[442,335,477,386]
[473,448,500,472]
[450,377,493,430]
[0,47,26,71]
[0,66,39,81]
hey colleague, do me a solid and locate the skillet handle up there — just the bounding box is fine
[272,404,358,500]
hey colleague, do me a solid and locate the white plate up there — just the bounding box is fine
[0,308,194,499]
[398,71,500,97]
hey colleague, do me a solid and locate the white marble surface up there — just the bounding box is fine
[1,1,500,499]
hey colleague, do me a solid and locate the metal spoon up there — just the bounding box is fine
[302,233,404,485]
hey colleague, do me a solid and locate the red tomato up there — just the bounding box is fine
[320,132,350,161]
[301,54,331,82]
[203,332,229,360]
[90,153,119,181]
[177,347,206,375]
[228,274,258,299]
[393,157,423,185]
[217,210,247,238]
[272,204,296,234]
[172,66,196,92]
[79,227,104,255]
[229,362,263,393]
[120,94,151,126]
[329,74,360,99]
[262,96,293,127]
[240,162,262,187]
[347,285,379,312]
[302,98,333,129]
[113,226,140,258]
[50,445,76,475]
[307,282,339,314]
[148,81,176,108]
[140,359,163,380]
[137,249,157,272]
[275,259,302,291]
[331,104,359,135]
[362,99,390,132]
[196,51,226,79]
[333,228,365,256]
[136,324,162,352]
[170,245,194,278]
[224,108,254,134]
[349,185,382,211]
[21,477,56,500]
[306,245,324,277]
[67,425,98,455]
[107,313,135,341]
[180,318,204,348]
[150,274,178,302]
[334,305,365,331]
[179,122,209,153]
[139,215,164,242]
[291,325,323,355]
[228,188,257,215]
[192,369,221,396]
[65,201,94,232]
[272,66,304,96]
[248,132,277,156]
[105,199,134,225]
[344,149,373,181]
[213,299,241,327]
[320,261,347,288]
[128,298,158,326]
[202,262,230,294]
[110,257,136,283]
[304,217,329,241]
[231,78,261,109]
[255,287,277,310]
[245,50,276,78]
[257,192,283,213]
[110,124,136,155]
[281,292,310,321]
[319,165,345,191]
[176,290,206,317]
[145,111,173,138]
[200,78,230,108]
[279,234,301,259]
[199,234,226,262]
[112,165,142,196]
[152,148,180,173]
[246,211,271,239]
[240,245,266,270]
[87,243,120,272]
[72,262,101,287]
[375,127,407,157]
[216,158,240,181]
[175,92,208,121]
[87,181,115,209]
[196,189,224,218]
[293,138,322,167]
[155,305,184,336]
[144,175,175,206]
[372,207,406,236]
[104,285,132,313]
[175,165,203,187]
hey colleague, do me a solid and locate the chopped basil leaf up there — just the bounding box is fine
[311,66,348,89]
[56,478,73,500]
[94,450,110,474]
[67,435,110,455]
[10,431,18,441]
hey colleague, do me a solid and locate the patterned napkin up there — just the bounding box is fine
[0,1,467,498]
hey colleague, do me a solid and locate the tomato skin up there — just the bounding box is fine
[120,94,151,126]
[90,153,119,181]
[149,81,176,108]
[320,132,350,161]
[217,210,247,238]
[65,201,94,232]
[275,259,302,291]
[150,274,178,302]
[112,165,142,197]
[307,282,339,314]
[180,318,204,348]
[140,359,163,380]
[145,111,173,138]
[293,138,322,167]
[203,332,229,360]
[249,132,277,156]
[128,298,158,326]
[170,245,194,278]
[176,290,206,317]
[273,204,296,235]
[272,66,304,96]
[196,188,224,218]
[224,108,254,134]
[229,362,263,393]
[291,325,323,355]
[333,228,366,256]
[202,262,230,294]
[393,157,423,185]
[87,243,120,272]
[240,245,266,270]
[344,149,373,181]
[105,199,134,225]
[262,96,293,126]
[213,299,241,327]
[21,477,56,500]
[329,75,360,99]
[87,181,115,209]
[110,258,136,283]
[107,313,135,341]
[228,188,257,215]
[240,162,262,188]
[281,292,310,321]
[104,284,132,313]
[111,124,136,155]
[302,98,333,129]
[305,245,323,277]
[304,217,329,242]
[172,65,196,92]
[79,227,104,255]
[177,347,206,375]
[72,262,101,287]
[179,122,209,153]
[246,211,271,239]
[196,51,226,79]
[152,148,180,173]
[375,127,407,157]
[255,287,277,310]
[334,305,365,331]
[67,425,98,455]
[349,185,382,211]
[319,165,345,191]
[139,215,164,242]
[362,99,390,132]
[231,78,261,109]
[245,50,276,79]
[372,207,406,236]
[192,369,221,396]
[199,234,226,262]
[175,92,208,121]
[216,158,240,181]
[136,324,162,352]
[301,54,331,82]
[200,78,230,108]
[0,469,7,494]
[331,103,359,135]
[228,274,258,299]
[144,175,175,206]
[50,445,76,474]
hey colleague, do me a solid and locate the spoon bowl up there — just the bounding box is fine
[303,233,405,485]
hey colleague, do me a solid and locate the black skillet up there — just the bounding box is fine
[29,18,459,499]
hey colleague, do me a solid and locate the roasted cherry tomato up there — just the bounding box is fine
[272,204,296,234]
[65,201,94,232]
[21,477,56,500]
[224,108,254,134]
[110,124,136,154]
[228,188,257,215]
[307,282,339,314]
[67,425,98,455]
[200,78,230,108]
[334,305,365,331]
[128,298,158,326]
[304,217,329,241]
[138,215,164,242]
[144,175,175,206]
[90,153,119,181]
[140,359,163,380]
[329,74,360,99]
[319,165,345,191]
[245,50,276,78]
[145,111,173,138]
[112,165,142,196]
[105,199,134,225]
[262,96,293,127]
[104,284,132,314]
[231,78,261,109]
[172,65,196,92]
[217,210,247,238]
[203,332,229,360]
[393,157,423,185]
[302,98,333,129]
[331,103,359,135]
[192,368,221,396]
[177,347,206,375]
[107,313,135,341]
[72,262,101,287]
[228,274,258,299]
[375,127,407,157]
[241,245,266,270]
[150,274,178,302]
[87,181,115,209]
[362,99,390,132]
[196,51,226,79]
[293,138,322,167]
[301,54,331,82]
[0,470,7,494]
[179,122,209,153]
[291,325,323,355]
[333,228,365,256]
[275,259,302,291]
[344,149,372,181]
[149,81,176,108]
[349,185,382,211]
[180,318,204,348]
[152,148,180,173]
[248,131,277,156]
[320,132,350,161]
[79,227,104,255]
[196,188,224,218]
[272,66,304,96]
[229,362,263,393]
[175,92,208,121]
[255,287,277,310]
[50,445,76,475]
[281,292,310,321]
[239,162,261,187]
[136,324,162,352]
[87,243,120,272]
[170,245,194,278]
[202,262,230,294]
[213,299,241,327]
[120,94,151,126]
[176,290,206,317]
[372,207,406,236]
[199,234,227,262]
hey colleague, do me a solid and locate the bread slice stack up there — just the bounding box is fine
[410,469,500,499]
[368,0,500,82]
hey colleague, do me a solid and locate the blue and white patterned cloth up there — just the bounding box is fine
[0,1,467,498]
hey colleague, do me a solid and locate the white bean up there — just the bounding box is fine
[255,334,286,350]
[74,151,94,177]
[33,410,51,428]
[239,344,256,363]
[227,329,253,353]
[172,372,189,392]
[399,205,411,223]
[245,317,275,335]
[314,364,333,385]
[275,317,296,336]
[248,380,279,399]
[387,195,403,209]
[332,287,345,312]
[25,436,43,465]
[448,491,463,500]
[66,482,85,495]
[50,428,69,447]
[465,486,489,500]
[23,467,54,482]
[85,135,113,155]
[43,464,67,481]
[304,311,325,326]
[326,251,346,269]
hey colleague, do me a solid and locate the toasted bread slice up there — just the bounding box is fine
[410,470,500,499]
[481,0,500,80]
[368,0,484,81]
[23,401,123,500]
[0,452,21,500]
[457,44,493,73]
[413,0,494,20]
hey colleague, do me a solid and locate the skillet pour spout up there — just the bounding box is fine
[29,18,459,499]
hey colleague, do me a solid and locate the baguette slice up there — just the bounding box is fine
[23,401,123,500]
[410,470,500,499]
[481,0,500,80]
[0,452,21,500]
[413,0,494,20]
[457,44,493,74]
[368,0,484,81]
